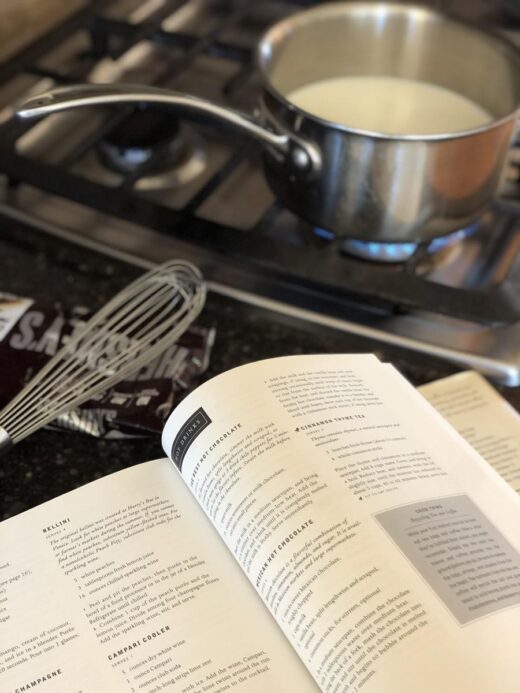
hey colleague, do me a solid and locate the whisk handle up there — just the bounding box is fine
[0,426,13,456]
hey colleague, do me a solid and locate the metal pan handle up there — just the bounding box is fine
[17,83,321,175]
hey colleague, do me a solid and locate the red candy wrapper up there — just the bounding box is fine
[0,292,214,438]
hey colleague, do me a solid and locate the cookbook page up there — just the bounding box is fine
[0,459,317,693]
[162,354,520,693]
[419,370,520,493]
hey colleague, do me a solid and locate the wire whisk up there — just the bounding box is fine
[0,260,206,455]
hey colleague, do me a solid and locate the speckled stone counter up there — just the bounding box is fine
[1,219,518,520]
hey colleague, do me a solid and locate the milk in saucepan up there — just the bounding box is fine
[287,76,492,135]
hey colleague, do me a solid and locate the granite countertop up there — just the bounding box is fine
[1,219,517,521]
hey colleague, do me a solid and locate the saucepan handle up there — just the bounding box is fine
[17,83,321,175]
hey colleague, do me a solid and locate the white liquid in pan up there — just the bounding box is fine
[287,76,492,135]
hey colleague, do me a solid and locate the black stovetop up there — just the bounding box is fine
[0,0,519,384]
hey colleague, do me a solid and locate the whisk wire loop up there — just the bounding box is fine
[0,260,206,448]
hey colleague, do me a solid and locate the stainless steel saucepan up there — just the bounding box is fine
[17,2,520,243]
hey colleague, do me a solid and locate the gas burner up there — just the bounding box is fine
[97,110,207,191]
[314,225,418,262]
[426,223,480,254]
[336,223,481,264]
[340,238,418,263]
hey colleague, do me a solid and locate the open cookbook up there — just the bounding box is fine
[1,355,519,693]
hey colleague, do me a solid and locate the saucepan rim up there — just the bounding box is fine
[256,1,520,143]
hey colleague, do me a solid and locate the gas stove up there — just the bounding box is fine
[0,0,519,383]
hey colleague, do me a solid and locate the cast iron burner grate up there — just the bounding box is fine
[0,0,518,330]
